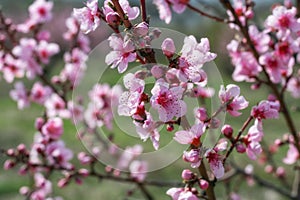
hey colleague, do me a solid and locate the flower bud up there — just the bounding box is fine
[199,179,209,190]
[276,167,286,178]
[106,13,121,27]
[19,186,29,196]
[17,144,26,154]
[181,169,194,180]
[236,143,246,153]
[133,22,149,36]
[195,108,208,122]
[166,124,174,132]
[35,117,44,131]
[58,178,69,188]
[18,165,28,175]
[6,148,15,156]
[4,160,15,170]
[161,38,176,58]
[264,165,273,174]
[221,124,233,138]
[78,168,89,177]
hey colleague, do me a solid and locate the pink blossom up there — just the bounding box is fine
[36,40,60,64]
[129,160,148,182]
[30,82,52,105]
[103,0,140,21]
[134,111,160,150]
[73,0,100,34]
[166,188,199,200]
[178,36,216,83]
[199,179,209,190]
[46,141,73,169]
[60,48,88,87]
[45,93,70,118]
[41,117,64,140]
[248,25,270,53]
[221,124,233,138]
[174,123,206,146]
[12,38,42,79]
[77,152,93,165]
[275,38,298,65]
[68,101,84,123]
[153,0,172,24]
[205,141,227,179]
[181,169,194,180]
[36,30,51,41]
[287,76,300,98]
[77,34,91,53]
[151,65,167,79]
[283,144,299,164]
[194,107,208,122]
[219,84,249,116]
[169,0,189,14]
[247,119,264,142]
[10,82,30,110]
[244,140,262,160]
[133,22,149,37]
[63,16,80,40]
[265,5,300,38]
[259,51,288,83]
[12,38,37,61]
[1,54,24,83]
[105,35,136,73]
[151,79,186,122]
[31,173,52,200]
[118,73,145,116]
[117,145,143,170]
[230,192,241,200]
[183,149,201,168]
[191,85,214,98]
[85,84,120,129]
[242,120,263,160]
[251,100,280,120]
[227,0,253,29]
[29,0,53,24]
[162,38,176,58]
[231,52,262,82]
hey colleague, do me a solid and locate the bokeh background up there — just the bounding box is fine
[0,0,299,199]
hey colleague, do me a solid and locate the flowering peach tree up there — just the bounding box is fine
[1,0,300,199]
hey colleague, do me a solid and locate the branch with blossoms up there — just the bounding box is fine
[2,0,300,200]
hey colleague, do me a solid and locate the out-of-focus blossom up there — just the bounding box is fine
[10,82,30,110]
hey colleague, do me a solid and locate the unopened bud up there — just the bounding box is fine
[221,124,233,138]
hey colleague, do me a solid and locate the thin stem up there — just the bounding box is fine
[111,0,132,29]
[297,0,300,17]
[198,160,216,200]
[223,116,253,165]
[180,116,216,200]
[140,0,147,22]
[231,162,296,200]
[137,183,154,200]
[187,3,228,23]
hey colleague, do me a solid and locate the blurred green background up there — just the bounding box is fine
[1,0,299,199]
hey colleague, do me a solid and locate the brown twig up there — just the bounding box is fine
[111,0,132,29]
[140,0,147,22]
[223,116,253,165]
[187,3,228,23]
